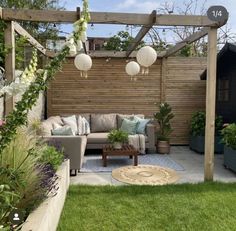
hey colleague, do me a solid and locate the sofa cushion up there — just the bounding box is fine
[77,115,91,135]
[41,116,63,136]
[77,113,90,124]
[134,116,151,134]
[120,118,140,135]
[117,114,144,128]
[91,114,117,132]
[51,125,74,136]
[87,133,109,144]
[62,115,77,135]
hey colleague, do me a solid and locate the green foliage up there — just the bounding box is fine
[0,46,70,154]
[0,0,64,67]
[221,123,236,150]
[40,146,64,171]
[154,102,174,141]
[108,129,129,144]
[104,31,145,51]
[0,128,46,227]
[190,111,223,136]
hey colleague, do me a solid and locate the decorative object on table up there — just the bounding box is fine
[125,61,140,81]
[74,53,92,78]
[112,165,179,185]
[221,123,236,172]
[154,102,174,154]
[102,144,138,167]
[189,111,223,154]
[107,129,129,149]
[136,46,157,75]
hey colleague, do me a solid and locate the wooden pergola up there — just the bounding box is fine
[0,6,229,181]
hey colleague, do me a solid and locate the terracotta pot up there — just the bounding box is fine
[113,142,122,149]
[157,140,170,154]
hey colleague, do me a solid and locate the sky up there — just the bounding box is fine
[60,0,236,44]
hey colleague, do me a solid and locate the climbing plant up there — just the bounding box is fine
[0,0,90,154]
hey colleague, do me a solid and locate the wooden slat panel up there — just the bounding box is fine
[165,57,207,144]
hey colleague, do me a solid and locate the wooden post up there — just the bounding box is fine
[204,27,217,181]
[160,58,167,102]
[4,21,15,115]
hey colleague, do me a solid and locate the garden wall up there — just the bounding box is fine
[47,57,207,144]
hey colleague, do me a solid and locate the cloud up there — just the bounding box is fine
[116,0,160,13]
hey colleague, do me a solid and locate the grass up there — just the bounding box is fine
[57,183,236,231]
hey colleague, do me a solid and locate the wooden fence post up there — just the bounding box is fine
[4,21,15,115]
[204,27,217,181]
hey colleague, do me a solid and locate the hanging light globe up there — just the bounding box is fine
[74,53,92,78]
[136,46,157,75]
[125,61,140,81]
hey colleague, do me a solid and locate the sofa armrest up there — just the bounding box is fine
[43,135,87,171]
[146,124,156,152]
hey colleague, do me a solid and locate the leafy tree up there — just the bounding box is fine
[0,0,64,68]
[104,31,145,51]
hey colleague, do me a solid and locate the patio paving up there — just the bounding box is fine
[70,146,236,185]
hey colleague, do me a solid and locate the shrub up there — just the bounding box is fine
[108,129,129,144]
[221,123,236,150]
[40,146,64,172]
[190,111,223,136]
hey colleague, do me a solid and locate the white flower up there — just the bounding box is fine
[81,31,87,43]
[82,22,88,30]
[69,44,77,56]
[76,40,83,51]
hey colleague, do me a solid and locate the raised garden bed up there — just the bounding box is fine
[189,135,223,154]
[21,159,70,231]
[224,146,236,173]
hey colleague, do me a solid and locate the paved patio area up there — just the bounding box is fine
[70,146,236,185]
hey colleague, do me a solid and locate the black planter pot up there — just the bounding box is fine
[224,146,236,172]
[189,135,224,154]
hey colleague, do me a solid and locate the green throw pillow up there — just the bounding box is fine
[120,118,139,135]
[134,116,150,134]
[51,125,73,136]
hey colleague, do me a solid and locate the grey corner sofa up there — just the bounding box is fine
[41,113,156,175]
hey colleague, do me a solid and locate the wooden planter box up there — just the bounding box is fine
[189,135,223,154]
[21,159,70,231]
[224,146,236,173]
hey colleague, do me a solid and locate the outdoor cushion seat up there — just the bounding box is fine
[87,132,110,144]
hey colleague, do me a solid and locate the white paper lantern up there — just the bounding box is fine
[74,54,92,78]
[136,46,157,75]
[125,61,140,81]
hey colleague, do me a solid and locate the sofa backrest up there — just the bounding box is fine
[42,113,146,135]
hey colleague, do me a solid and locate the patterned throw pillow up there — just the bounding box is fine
[120,118,140,135]
[61,115,77,135]
[77,115,90,135]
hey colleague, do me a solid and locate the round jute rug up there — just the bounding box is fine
[112,165,179,185]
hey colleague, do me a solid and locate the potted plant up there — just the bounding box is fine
[154,102,174,154]
[107,129,129,149]
[189,111,223,154]
[221,123,236,172]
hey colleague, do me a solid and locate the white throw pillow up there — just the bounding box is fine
[82,117,90,135]
[62,115,77,135]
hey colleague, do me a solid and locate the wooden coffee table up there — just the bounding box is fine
[102,144,138,167]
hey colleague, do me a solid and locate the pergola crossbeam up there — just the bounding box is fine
[13,22,55,58]
[126,10,156,57]
[164,27,209,57]
[2,8,224,27]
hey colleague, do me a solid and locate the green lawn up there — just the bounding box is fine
[57,183,236,231]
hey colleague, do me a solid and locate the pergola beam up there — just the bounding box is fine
[13,21,55,57]
[126,10,156,57]
[164,27,209,57]
[2,8,224,27]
